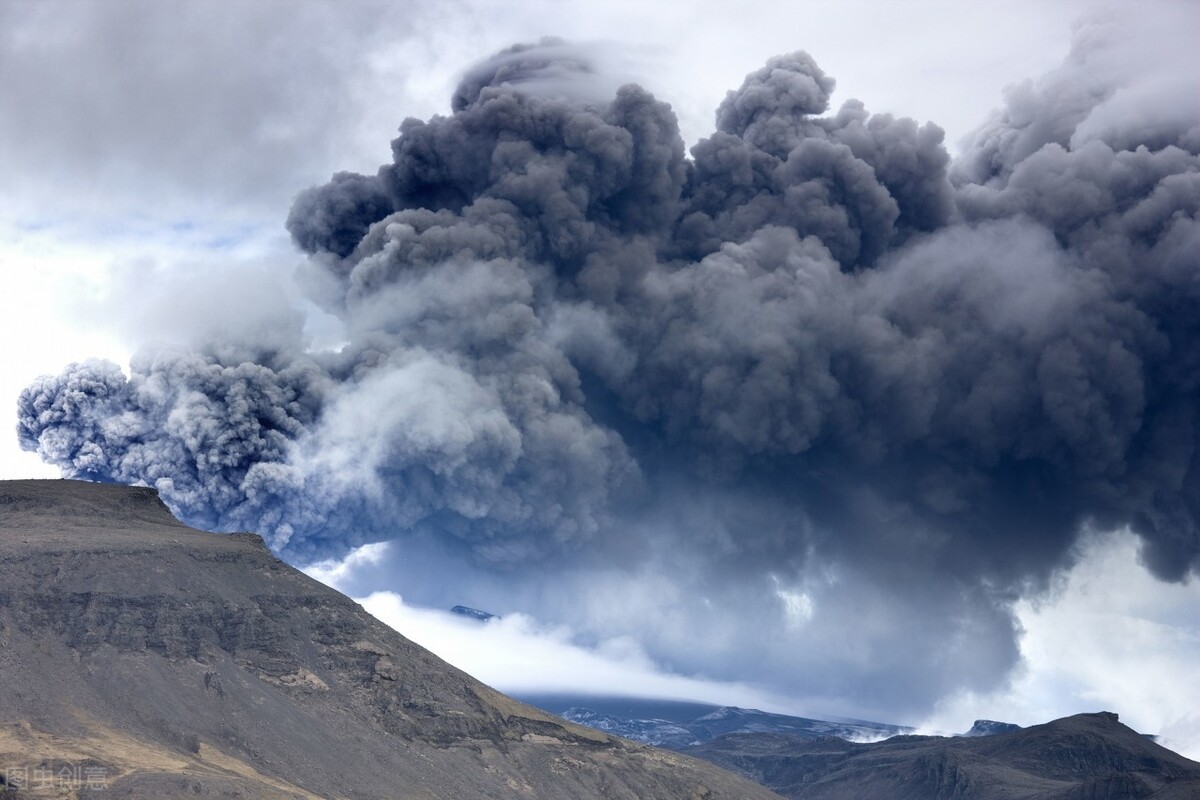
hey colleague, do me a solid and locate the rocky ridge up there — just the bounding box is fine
[683,711,1200,799]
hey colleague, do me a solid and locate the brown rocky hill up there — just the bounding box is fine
[684,711,1200,799]
[0,479,781,800]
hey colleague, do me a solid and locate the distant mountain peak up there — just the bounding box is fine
[962,719,1022,737]
[450,604,498,622]
[685,709,1200,800]
[558,701,908,751]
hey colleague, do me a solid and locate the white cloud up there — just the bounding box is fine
[303,540,392,587]
[0,224,130,479]
[919,528,1200,760]
[361,591,789,706]
[772,573,815,628]
[304,544,794,711]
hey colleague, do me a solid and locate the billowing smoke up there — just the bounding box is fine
[18,21,1200,715]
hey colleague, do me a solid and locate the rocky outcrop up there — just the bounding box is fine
[961,720,1021,737]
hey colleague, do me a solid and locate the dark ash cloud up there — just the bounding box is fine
[18,24,1200,716]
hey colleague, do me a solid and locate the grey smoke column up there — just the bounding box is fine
[17,28,1200,709]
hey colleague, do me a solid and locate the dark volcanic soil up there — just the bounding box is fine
[0,479,780,800]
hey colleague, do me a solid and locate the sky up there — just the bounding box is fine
[3,0,1199,759]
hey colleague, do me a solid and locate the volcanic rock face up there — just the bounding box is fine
[0,479,780,800]
[684,712,1200,800]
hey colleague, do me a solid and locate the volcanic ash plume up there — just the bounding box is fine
[17,25,1200,710]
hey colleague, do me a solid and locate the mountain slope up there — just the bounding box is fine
[684,712,1200,800]
[0,479,781,800]
[557,705,908,750]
